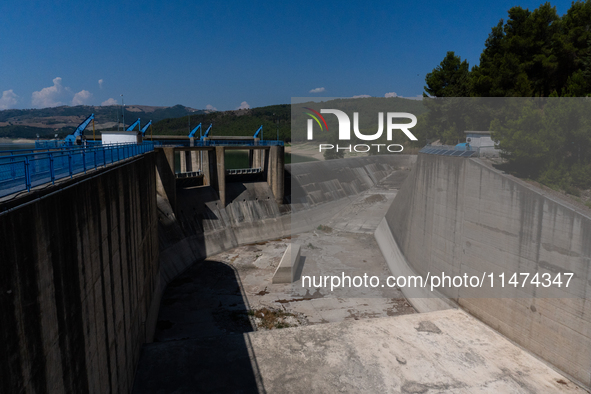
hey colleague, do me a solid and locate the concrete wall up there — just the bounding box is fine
[379,153,591,388]
[0,154,159,394]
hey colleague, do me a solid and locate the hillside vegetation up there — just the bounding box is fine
[153,104,292,140]
[0,104,203,138]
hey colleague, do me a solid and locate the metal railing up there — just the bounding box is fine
[419,145,477,158]
[0,142,155,198]
[226,168,262,175]
[419,145,500,158]
[176,170,202,178]
[1,143,108,158]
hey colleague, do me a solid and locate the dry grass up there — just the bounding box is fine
[363,194,386,204]
[249,307,295,330]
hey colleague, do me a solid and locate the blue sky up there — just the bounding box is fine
[0,0,572,111]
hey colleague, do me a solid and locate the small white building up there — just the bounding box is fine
[464,131,499,157]
[101,131,142,145]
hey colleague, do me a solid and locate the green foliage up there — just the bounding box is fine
[424,51,471,97]
[492,98,591,192]
[428,1,591,98]
[471,4,561,97]
[0,125,73,139]
[153,104,291,141]
[492,101,549,177]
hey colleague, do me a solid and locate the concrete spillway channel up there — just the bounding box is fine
[3,153,587,393]
[133,155,586,393]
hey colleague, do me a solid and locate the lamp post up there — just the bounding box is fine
[120,94,125,130]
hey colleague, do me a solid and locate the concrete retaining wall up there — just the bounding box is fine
[381,153,591,388]
[0,154,159,394]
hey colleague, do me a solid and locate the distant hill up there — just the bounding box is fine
[0,104,206,138]
[0,98,429,141]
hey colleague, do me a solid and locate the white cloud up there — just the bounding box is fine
[352,94,371,98]
[309,87,325,93]
[0,89,19,110]
[206,104,217,111]
[98,79,104,89]
[385,92,398,98]
[101,98,118,106]
[32,77,65,108]
[72,90,92,106]
[236,101,250,110]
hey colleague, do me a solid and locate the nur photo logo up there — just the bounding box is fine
[304,108,418,153]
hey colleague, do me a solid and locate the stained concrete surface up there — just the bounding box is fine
[135,309,584,393]
[249,309,585,393]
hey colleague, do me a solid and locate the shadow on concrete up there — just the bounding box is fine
[293,255,306,282]
[133,259,265,393]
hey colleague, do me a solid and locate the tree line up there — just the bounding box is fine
[425,2,591,99]
[422,1,591,197]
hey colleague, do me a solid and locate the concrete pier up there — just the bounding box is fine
[201,149,211,186]
[215,146,225,206]
[190,137,199,171]
[156,148,177,211]
[248,138,262,169]
[180,149,187,173]
[266,145,284,203]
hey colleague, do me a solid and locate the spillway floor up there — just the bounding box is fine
[152,171,415,342]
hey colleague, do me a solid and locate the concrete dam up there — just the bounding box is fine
[1,146,589,393]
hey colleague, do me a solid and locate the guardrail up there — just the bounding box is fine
[0,143,155,198]
[176,171,202,178]
[0,143,114,158]
[419,145,477,157]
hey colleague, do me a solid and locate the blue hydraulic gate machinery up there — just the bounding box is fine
[188,123,202,138]
[199,124,212,140]
[141,120,152,137]
[253,125,263,139]
[126,118,141,131]
[65,114,94,144]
